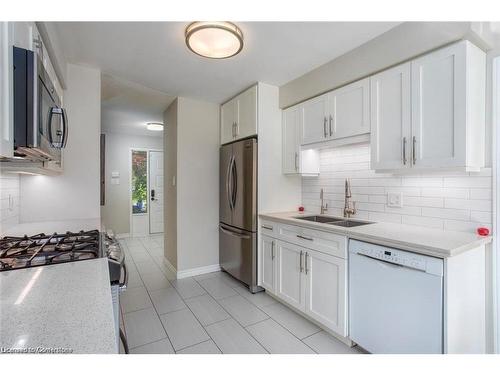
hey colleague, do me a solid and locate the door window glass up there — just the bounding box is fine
[132,150,148,214]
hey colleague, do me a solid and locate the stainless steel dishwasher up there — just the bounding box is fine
[349,239,444,354]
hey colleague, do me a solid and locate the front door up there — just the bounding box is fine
[149,151,164,234]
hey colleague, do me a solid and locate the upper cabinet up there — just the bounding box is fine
[0,22,14,158]
[371,41,486,172]
[282,104,319,176]
[301,79,370,146]
[329,78,370,139]
[220,85,257,144]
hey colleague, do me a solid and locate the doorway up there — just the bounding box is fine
[130,149,164,236]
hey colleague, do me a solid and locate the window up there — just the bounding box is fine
[131,150,148,214]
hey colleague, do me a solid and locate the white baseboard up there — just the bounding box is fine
[162,258,221,280]
[115,233,130,239]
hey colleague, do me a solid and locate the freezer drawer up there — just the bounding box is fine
[219,223,257,290]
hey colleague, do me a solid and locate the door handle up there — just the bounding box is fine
[412,136,417,165]
[329,114,333,136]
[402,137,407,165]
[271,241,275,260]
[305,252,309,275]
[220,224,252,239]
[300,250,304,273]
[226,156,234,210]
[294,152,298,171]
[323,117,327,138]
[231,157,237,208]
[151,189,155,201]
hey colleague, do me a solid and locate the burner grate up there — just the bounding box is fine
[0,230,100,271]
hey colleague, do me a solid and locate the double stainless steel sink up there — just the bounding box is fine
[295,215,372,228]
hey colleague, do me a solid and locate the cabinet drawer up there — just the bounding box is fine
[260,220,278,237]
[278,223,347,259]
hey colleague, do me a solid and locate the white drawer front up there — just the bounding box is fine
[260,220,278,237]
[278,223,347,259]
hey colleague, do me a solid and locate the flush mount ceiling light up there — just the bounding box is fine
[146,122,164,131]
[185,21,243,59]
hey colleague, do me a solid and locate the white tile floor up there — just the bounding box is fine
[118,235,364,354]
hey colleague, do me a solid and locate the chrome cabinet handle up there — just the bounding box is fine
[294,152,298,171]
[262,225,273,231]
[297,234,313,241]
[271,241,275,260]
[305,252,309,275]
[329,115,333,136]
[323,117,327,138]
[402,137,407,165]
[235,122,239,137]
[300,250,304,273]
[412,136,417,165]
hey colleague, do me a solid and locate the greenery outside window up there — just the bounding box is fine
[132,150,148,214]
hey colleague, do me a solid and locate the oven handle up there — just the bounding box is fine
[119,261,128,291]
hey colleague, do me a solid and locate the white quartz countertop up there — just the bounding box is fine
[0,258,117,354]
[260,211,492,258]
[1,218,103,237]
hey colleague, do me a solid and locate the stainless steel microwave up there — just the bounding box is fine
[13,46,68,161]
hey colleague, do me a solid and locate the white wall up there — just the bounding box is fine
[163,97,219,273]
[19,64,101,223]
[176,97,220,272]
[0,172,20,233]
[302,143,492,234]
[100,131,163,235]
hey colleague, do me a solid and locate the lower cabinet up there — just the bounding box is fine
[261,235,276,292]
[261,233,347,337]
[304,250,347,336]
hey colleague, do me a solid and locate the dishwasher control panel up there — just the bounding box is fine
[349,239,443,276]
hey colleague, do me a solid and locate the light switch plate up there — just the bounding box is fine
[387,192,403,208]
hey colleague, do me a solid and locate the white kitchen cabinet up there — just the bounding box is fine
[220,85,257,144]
[329,78,370,139]
[261,234,276,292]
[282,105,319,175]
[0,22,13,158]
[301,93,328,145]
[276,241,305,311]
[304,249,347,336]
[221,99,237,144]
[371,40,485,172]
[370,62,412,170]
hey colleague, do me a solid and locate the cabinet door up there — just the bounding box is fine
[304,250,347,336]
[370,63,411,170]
[276,241,305,311]
[329,78,370,139]
[411,42,466,168]
[0,22,13,158]
[301,94,328,145]
[282,105,300,174]
[261,235,276,292]
[236,85,257,139]
[221,99,236,144]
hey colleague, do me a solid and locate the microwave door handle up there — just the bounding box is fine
[47,107,55,147]
[60,107,68,148]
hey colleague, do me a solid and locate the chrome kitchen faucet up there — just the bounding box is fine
[320,188,328,214]
[344,178,356,218]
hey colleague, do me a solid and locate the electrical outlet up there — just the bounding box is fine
[387,192,403,208]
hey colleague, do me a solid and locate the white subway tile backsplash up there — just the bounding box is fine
[302,144,492,234]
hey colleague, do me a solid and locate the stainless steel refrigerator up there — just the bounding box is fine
[219,137,261,293]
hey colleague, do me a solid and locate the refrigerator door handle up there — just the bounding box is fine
[227,155,234,210]
[231,156,238,209]
[219,224,252,239]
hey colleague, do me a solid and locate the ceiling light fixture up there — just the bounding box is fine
[185,21,243,59]
[146,122,164,131]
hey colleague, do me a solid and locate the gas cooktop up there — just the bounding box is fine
[0,230,101,272]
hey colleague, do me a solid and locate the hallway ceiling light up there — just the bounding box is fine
[185,22,243,59]
[146,122,164,131]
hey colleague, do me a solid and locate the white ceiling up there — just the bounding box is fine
[101,74,175,137]
[52,22,400,103]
